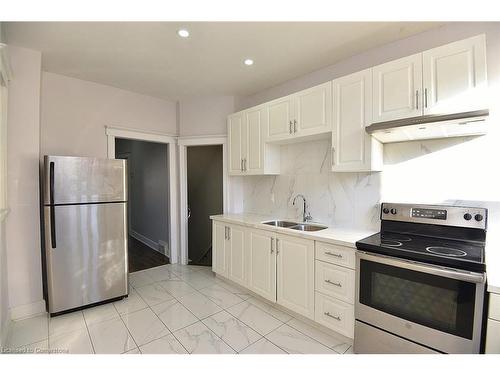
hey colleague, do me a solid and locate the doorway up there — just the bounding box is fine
[115,138,170,272]
[186,145,223,266]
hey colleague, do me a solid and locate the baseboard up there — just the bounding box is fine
[0,309,11,347]
[9,300,46,321]
[158,240,170,258]
[130,230,159,252]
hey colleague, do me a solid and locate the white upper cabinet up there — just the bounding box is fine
[276,234,315,319]
[228,112,244,175]
[245,107,264,173]
[372,53,423,122]
[228,106,279,176]
[267,96,295,140]
[332,69,382,172]
[422,34,487,115]
[294,82,332,137]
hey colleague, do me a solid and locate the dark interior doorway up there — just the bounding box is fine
[187,145,223,266]
[115,138,170,272]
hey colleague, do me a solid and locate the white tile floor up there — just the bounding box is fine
[4,264,353,354]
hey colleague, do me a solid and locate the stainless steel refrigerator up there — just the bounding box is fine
[42,155,128,315]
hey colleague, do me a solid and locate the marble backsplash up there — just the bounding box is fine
[238,139,381,230]
[232,130,500,232]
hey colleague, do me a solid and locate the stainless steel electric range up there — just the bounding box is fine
[354,203,487,354]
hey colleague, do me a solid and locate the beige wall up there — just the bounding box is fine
[6,46,43,313]
[41,72,178,159]
[178,95,234,137]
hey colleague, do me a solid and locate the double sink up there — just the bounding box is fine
[262,220,327,232]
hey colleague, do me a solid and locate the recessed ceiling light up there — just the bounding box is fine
[244,59,254,66]
[177,29,190,38]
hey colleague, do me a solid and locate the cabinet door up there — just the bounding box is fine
[276,235,314,319]
[212,221,228,276]
[267,96,294,140]
[227,225,246,287]
[332,69,379,172]
[247,229,276,302]
[245,107,264,173]
[294,82,332,136]
[372,53,423,122]
[228,113,244,175]
[423,34,487,115]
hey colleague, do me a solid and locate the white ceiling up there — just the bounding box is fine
[5,22,443,101]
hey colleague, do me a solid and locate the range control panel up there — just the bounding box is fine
[381,203,487,229]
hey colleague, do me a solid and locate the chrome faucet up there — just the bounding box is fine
[293,194,312,222]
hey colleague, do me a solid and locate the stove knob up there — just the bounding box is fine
[474,214,484,222]
[463,213,472,221]
[390,208,397,215]
[383,208,390,214]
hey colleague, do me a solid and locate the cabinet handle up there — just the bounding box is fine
[270,238,275,253]
[325,251,343,259]
[415,90,419,110]
[293,120,297,133]
[244,158,247,171]
[289,121,293,134]
[224,226,228,240]
[226,227,230,240]
[324,312,341,321]
[331,146,335,167]
[424,88,428,108]
[276,238,280,255]
[240,159,243,172]
[325,279,342,288]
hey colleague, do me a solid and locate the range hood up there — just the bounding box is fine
[365,109,489,143]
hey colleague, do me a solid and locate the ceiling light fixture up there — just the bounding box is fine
[244,59,254,66]
[177,29,190,38]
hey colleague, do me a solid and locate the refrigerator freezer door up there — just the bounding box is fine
[44,202,128,314]
[43,156,127,205]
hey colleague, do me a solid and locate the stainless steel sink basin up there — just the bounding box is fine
[262,220,298,228]
[289,224,328,232]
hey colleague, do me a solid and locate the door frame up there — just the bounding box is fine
[105,125,179,263]
[178,135,227,265]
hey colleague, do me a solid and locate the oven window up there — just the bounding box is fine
[359,259,476,339]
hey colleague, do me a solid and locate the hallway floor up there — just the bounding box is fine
[128,236,169,273]
[5,264,352,354]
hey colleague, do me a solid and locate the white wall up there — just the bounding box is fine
[6,46,43,316]
[178,95,234,137]
[41,72,178,159]
[236,22,500,233]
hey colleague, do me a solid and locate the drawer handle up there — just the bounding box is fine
[324,312,341,321]
[325,251,343,259]
[325,279,342,288]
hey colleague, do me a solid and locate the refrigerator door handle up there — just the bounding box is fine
[49,161,56,248]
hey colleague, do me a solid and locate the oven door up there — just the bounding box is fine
[355,251,485,353]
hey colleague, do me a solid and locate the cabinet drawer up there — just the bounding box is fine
[486,318,500,354]
[315,260,355,304]
[315,242,355,269]
[314,292,354,339]
[489,293,500,321]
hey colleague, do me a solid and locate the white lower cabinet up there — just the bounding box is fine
[211,220,357,339]
[315,292,354,339]
[212,221,229,277]
[315,260,355,304]
[227,224,247,287]
[247,228,277,302]
[486,292,500,353]
[276,234,315,319]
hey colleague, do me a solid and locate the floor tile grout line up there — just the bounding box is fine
[197,317,239,354]
[277,322,339,354]
[81,309,97,354]
[200,309,264,353]
[116,290,147,353]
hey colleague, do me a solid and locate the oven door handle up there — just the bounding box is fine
[356,251,485,284]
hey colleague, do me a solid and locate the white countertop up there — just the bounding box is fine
[210,213,376,249]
